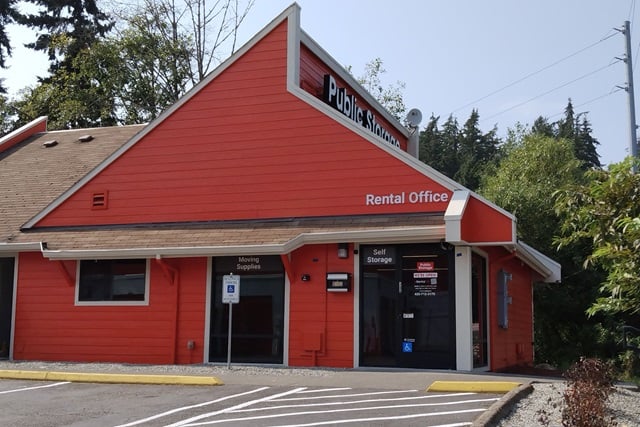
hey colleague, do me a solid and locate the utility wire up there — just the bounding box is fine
[451,32,619,115]
[481,60,621,122]
[546,87,624,120]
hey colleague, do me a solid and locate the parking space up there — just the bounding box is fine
[0,379,500,426]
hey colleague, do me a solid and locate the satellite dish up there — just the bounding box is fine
[406,108,423,128]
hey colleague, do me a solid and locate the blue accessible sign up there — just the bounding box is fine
[402,342,413,353]
[222,274,240,304]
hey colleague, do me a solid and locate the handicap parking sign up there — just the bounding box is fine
[402,342,413,353]
[222,275,240,303]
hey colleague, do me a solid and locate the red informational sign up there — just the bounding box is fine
[417,261,434,271]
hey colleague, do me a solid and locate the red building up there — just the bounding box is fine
[0,5,559,371]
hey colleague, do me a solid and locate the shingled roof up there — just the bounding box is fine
[0,124,145,247]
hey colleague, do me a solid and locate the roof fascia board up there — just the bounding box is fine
[0,116,47,154]
[41,225,445,260]
[298,30,408,137]
[22,5,300,230]
[515,241,561,283]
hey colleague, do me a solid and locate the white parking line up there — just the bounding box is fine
[113,387,270,427]
[230,392,479,413]
[270,389,419,401]
[296,388,352,394]
[183,398,499,426]
[267,410,482,426]
[0,381,70,394]
[164,387,307,427]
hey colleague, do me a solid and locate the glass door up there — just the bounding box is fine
[209,256,284,364]
[360,244,455,369]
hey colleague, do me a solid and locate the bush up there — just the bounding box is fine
[562,357,616,427]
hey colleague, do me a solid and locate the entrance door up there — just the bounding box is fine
[360,244,455,369]
[0,258,15,359]
[209,256,284,364]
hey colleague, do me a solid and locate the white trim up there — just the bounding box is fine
[74,259,150,306]
[454,246,473,371]
[41,226,446,260]
[352,243,360,368]
[514,241,561,283]
[444,190,470,244]
[0,242,42,253]
[0,116,47,149]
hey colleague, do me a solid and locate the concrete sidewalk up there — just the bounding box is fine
[0,360,558,391]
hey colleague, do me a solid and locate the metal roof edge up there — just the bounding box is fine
[514,241,561,283]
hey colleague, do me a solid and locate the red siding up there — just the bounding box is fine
[485,247,534,371]
[34,20,449,228]
[461,197,514,244]
[288,244,354,367]
[14,253,207,364]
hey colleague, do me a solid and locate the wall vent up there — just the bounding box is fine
[91,191,108,210]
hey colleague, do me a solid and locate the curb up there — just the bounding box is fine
[471,382,534,427]
[0,370,224,386]
[427,381,522,393]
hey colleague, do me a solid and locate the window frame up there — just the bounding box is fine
[75,259,150,306]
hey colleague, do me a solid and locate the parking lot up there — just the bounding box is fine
[0,379,500,426]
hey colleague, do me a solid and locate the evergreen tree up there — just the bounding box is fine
[16,0,113,74]
[455,109,499,191]
[419,114,461,179]
[0,0,18,92]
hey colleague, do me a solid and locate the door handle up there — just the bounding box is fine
[398,281,402,294]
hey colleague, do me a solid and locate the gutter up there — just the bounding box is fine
[39,226,446,260]
[0,242,42,253]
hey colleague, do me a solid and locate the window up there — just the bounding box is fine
[77,259,148,305]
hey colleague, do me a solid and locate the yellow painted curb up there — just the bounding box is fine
[426,381,521,393]
[0,370,223,386]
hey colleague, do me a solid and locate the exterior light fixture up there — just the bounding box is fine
[337,243,349,259]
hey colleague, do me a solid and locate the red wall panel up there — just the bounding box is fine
[288,244,354,367]
[484,247,534,371]
[461,197,514,244]
[13,253,207,364]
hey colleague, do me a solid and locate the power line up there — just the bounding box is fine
[450,32,619,115]
[481,60,621,122]
[546,87,624,120]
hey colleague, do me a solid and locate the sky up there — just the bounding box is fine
[2,0,639,166]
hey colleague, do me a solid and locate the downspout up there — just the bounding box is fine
[154,256,180,364]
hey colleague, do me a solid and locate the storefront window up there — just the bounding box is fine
[209,256,284,364]
[77,259,147,304]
